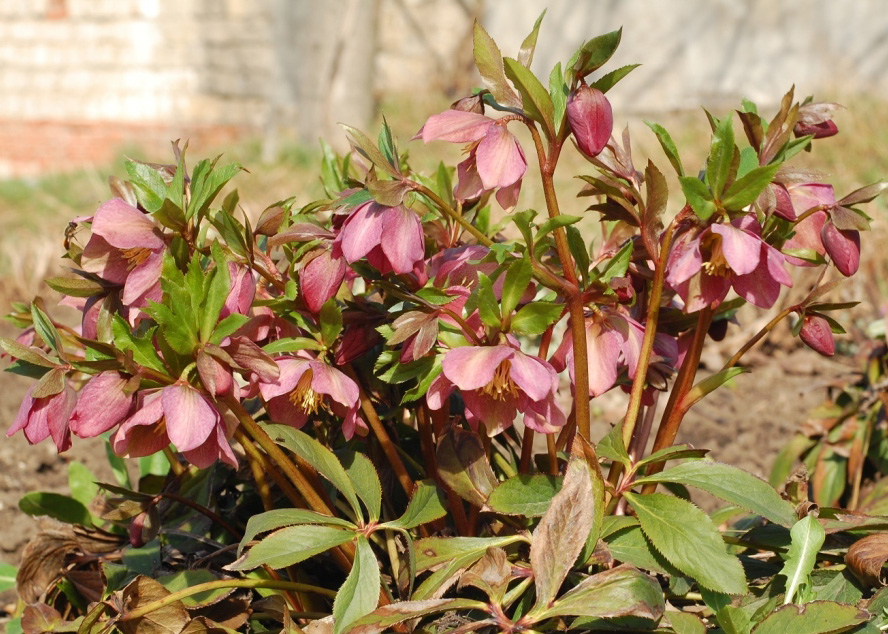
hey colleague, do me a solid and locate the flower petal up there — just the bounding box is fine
[300,249,346,313]
[92,198,164,250]
[121,250,164,306]
[508,351,556,402]
[420,110,493,143]
[380,206,425,274]
[259,358,310,400]
[162,385,216,452]
[585,326,623,397]
[69,372,133,437]
[462,390,518,436]
[338,202,383,263]
[523,395,566,434]
[453,155,485,202]
[443,345,514,391]
[711,222,761,275]
[475,126,527,190]
[666,231,703,287]
[309,361,359,409]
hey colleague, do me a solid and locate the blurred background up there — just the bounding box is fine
[2,0,888,572]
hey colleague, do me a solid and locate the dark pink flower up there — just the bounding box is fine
[111,385,237,468]
[69,372,134,438]
[80,198,166,307]
[334,202,425,276]
[821,220,860,276]
[799,314,835,356]
[426,344,565,436]
[667,214,792,312]
[7,383,76,452]
[419,109,526,210]
[299,248,347,313]
[567,84,613,158]
[258,358,364,439]
[221,263,256,319]
[794,102,840,139]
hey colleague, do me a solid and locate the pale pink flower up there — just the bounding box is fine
[419,109,527,210]
[258,358,364,439]
[80,198,166,307]
[299,248,347,313]
[69,372,134,438]
[426,344,565,436]
[7,383,76,452]
[666,214,792,312]
[334,202,425,276]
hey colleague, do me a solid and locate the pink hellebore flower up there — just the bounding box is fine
[334,202,425,276]
[258,358,365,439]
[667,214,792,313]
[426,345,565,436]
[7,383,76,452]
[111,384,237,468]
[69,371,134,438]
[419,109,527,210]
[567,84,614,158]
[299,248,347,313]
[221,263,256,319]
[81,198,166,307]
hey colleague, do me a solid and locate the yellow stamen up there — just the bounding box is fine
[481,360,520,401]
[121,247,153,271]
[288,368,324,415]
[701,233,730,277]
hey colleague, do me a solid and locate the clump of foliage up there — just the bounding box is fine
[3,13,888,634]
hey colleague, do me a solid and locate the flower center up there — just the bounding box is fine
[121,247,153,271]
[700,234,730,277]
[288,368,325,415]
[481,360,519,401]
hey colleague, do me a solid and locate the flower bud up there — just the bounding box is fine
[799,314,835,357]
[794,102,841,139]
[567,84,613,158]
[821,220,860,277]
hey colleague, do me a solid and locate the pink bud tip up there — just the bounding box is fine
[800,314,835,357]
[566,85,613,158]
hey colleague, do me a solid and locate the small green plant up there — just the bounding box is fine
[3,13,887,633]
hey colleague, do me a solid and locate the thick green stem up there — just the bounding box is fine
[120,579,336,622]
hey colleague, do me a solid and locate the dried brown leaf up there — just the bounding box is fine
[847,533,888,586]
[118,575,190,634]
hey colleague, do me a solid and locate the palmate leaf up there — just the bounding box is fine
[624,492,747,595]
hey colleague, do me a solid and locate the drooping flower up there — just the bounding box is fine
[69,371,135,438]
[799,314,835,357]
[111,384,237,468]
[666,214,793,313]
[221,263,256,319]
[334,202,425,276]
[567,84,613,158]
[258,358,364,439]
[419,109,527,210]
[7,382,76,452]
[80,198,166,307]
[794,101,841,139]
[299,248,347,313]
[426,345,565,436]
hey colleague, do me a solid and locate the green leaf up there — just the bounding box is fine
[334,536,381,634]
[187,159,242,221]
[500,256,533,317]
[473,20,521,109]
[603,524,682,576]
[0,563,17,594]
[157,570,229,608]
[341,125,399,177]
[680,176,717,221]
[125,160,166,213]
[139,451,170,478]
[635,444,709,470]
[549,62,568,134]
[590,63,642,94]
[45,276,105,298]
[598,239,633,283]
[319,299,343,346]
[239,509,356,555]
[416,535,525,572]
[68,462,99,510]
[598,424,631,469]
[779,515,825,605]
[229,524,355,570]
[384,480,447,530]
[624,492,747,595]
[31,301,63,357]
[510,302,563,336]
[19,491,93,527]
[536,565,665,621]
[668,611,707,634]
[0,337,56,368]
[476,273,501,329]
[261,336,324,355]
[634,460,797,527]
[531,449,602,607]
[435,427,498,507]
[485,474,562,517]
[645,121,684,177]
[565,224,591,287]
[503,57,555,138]
[265,424,362,518]
[517,10,546,67]
[572,28,622,79]
[341,451,383,522]
[722,163,781,210]
[707,114,736,198]
[210,313,251,345]
[199,244,231,342]
[681,367,748,411]
[751,601,868,634]
[102,439,132,488]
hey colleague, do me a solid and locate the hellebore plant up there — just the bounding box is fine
[5,15,888,634]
